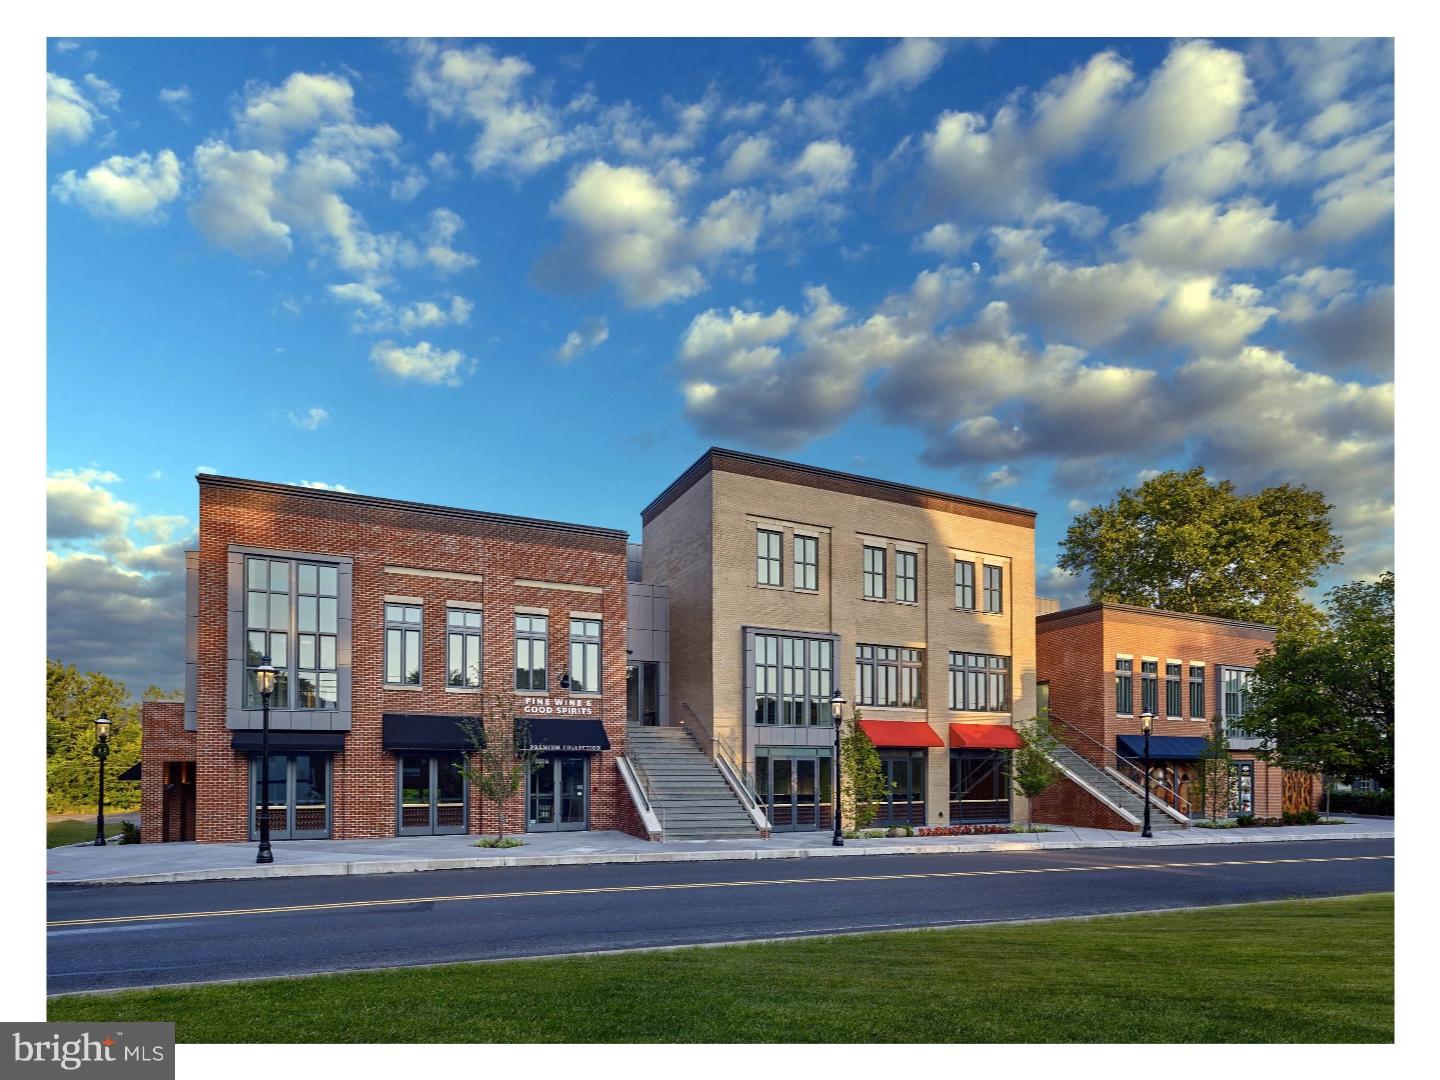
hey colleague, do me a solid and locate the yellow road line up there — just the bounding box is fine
[47,854,1393,929]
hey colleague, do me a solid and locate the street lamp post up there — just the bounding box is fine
[93,713,111,846]
[1140,711,1155,839]
[255,656,277,864]
[831,690,846,847]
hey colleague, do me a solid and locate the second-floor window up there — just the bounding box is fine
[1141,660,1158,715]
[1222,667,1253,729]
[245,557,291,708]
[948,652,1010,712]
[569,618,601,693]
[754,634,833,725]
[447,608,483,688]
[756,529,782,586]
[863,545,886,599]
[515,614,549,691]
[955,560,975,610]
[296,563,338,709]
[1115,658,1134,715]
[384,604,422,685]
[983,564,1004,613]
[1189,664,1206,719]
[1165,662,1182,718]
[856,645,924,708]
[895,550,917,603]
[794,534,818,591]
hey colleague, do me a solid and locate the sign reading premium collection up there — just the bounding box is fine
[519,696,598,717]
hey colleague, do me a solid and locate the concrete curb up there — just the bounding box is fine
[46,829,1395,887]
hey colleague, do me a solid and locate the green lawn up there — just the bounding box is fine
[49,894,1393,1043]
[46,819,127,848]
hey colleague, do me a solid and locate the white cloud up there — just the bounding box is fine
[720,134,773,184]
[556,317,609,363]
[83,74,121,110]
[809,39,846,72]
[390,167,427,201]
[47,72,103,148]
[288,406,330,431]
[237,72,355,145]
[53,149,183,220]
[1118,40,1251,181]
[862,39,946,98]
[421,208,479,275]
[158,85,192,120]
[370,340,474,387]
[1116,198,1296,272]
[1276,270,1392,375]
[295,480,352,492]
[189,141,292,258]
[914,223,972,258]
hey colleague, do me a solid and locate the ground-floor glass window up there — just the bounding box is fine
[527,755,588,832]
[949,750,1011,822]
[861,749,926,827]
[249,753,330,840]
[1228,760,1255,815]
[754,750,833,832]
[397,752,467,835]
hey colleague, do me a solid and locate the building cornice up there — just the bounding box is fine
[1037,601,1278,635]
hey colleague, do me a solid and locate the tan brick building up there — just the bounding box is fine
[1035,602,1321,826]
[140,475,638,843]
[640,448,1038,831]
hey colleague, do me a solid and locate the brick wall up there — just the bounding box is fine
[1030,775,1137,831]
[187,478,633,843]
[139,701,194,842]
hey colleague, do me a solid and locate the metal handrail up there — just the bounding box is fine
[616,754,664,835]
[678,702,715,758]
[713,729,762,809]
[1046,711,1192,818]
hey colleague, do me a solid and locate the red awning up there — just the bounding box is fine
[859,719,944,748]
[949,723,1024,750]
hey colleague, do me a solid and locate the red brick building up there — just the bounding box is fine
[1034,603,1321,828]
[140,475,640,843]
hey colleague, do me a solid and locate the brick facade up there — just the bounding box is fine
[1036,603,1321,826]
[138,700,195,842]
[144,476,642,843]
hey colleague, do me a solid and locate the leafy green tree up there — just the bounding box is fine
[46,661,155,813]
[839,708,887,830]
[1058,467,1342,636]
[1011,715,1063,830]
[454,693,546,842]
[1247,572,1394,791]
[1187,717,1233,822]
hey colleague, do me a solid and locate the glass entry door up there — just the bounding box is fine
[755,752,833,831]
[872,750,926,826]
[397,752,468,835]
[527,756,588,832]
[626,662,661,725]
[249,753,330,840]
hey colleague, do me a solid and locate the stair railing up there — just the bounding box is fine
[615,754,665,839]
[713,729,762,810]
[1045,711,1192,822]
[677,702,715,757]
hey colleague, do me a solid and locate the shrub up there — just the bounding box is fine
[917,824,1012,836]
[1327,789,1393,816]
[1194,819,1237,829]
[473,837,525,849]
[118,821,140,844]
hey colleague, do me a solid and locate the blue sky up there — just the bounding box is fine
[45,37,1394,691]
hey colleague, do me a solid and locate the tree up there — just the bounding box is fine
[1011,715,1063,830]
[1058,467,1342,636]
[454,693,547,842]
[1187,717,1233,822]
[1246,572,1394,792]
[839,708,887,830]
[46,661,152,813]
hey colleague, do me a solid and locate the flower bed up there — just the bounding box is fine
[917,824,1011,836]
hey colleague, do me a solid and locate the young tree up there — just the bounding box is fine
[1247,572,1394,793]
[839,708,887,830]
[1058,467,1342,636]
[454,693,547,842]
[1010,715,1063,831]
[1187,717,1233,822]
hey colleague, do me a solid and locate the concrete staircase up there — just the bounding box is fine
[1046,743,1188,830]
[626,725,763,840]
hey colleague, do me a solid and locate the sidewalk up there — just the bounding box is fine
[46,818,1393,886]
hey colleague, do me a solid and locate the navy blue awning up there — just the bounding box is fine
[383,714,479,752]
[524,717,610,753]
[231,730,347,754]
[1117,734,1208,761]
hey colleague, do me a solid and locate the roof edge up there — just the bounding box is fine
[1037,601,1278,634]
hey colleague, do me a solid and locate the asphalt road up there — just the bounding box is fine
[47,837,1394,995]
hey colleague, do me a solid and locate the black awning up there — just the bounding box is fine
[524,717,611,753]
[116,762,142,782]
[382,713,480,752]
[231,730,348,754]
[1117,734,1208,761]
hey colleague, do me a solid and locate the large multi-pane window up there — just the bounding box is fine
[856,645,924,708]
[384,604,423,685]
[756,529,783,586]
[447,608,483,688]
[515,614,549,691]
[296,563,338,709]
[1165,662,1182,718]
[983,564,1004,613]
[955,560,976,610]
[754,633,833,725]
[569,618,601,693]
[1222,667,1254,732]
[895,550,917,603]
[862,545,886,599]
[245,557,291,708]
[1115,658,1134,715]
[1140,660,1158,715]
[1189,664,1206,719]
[794,534,818,591]
[947,652,1010,712]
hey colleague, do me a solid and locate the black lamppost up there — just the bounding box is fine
[255,656,277,864]
[831,689,846,847]
[1140,711,1155,839]
[92,712,111,846]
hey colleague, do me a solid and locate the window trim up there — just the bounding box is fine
[1140,659,1158,716]
[756,528,783,587]
[384,602,424,687]
[1164,661,1183,719]
[515,613,550,693]
[983,563,1004,614]
[954,559,976,611]
[1115,657,1134,716]
[446,608,484,690]
[1188,663,1206,721]
[793,533,819,592]
[856,644,925,709]
[947,652,1011,713]
[862,544,887,600]
[751,631,835,727]
[568,617,602,694]
[894,549,918,604]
